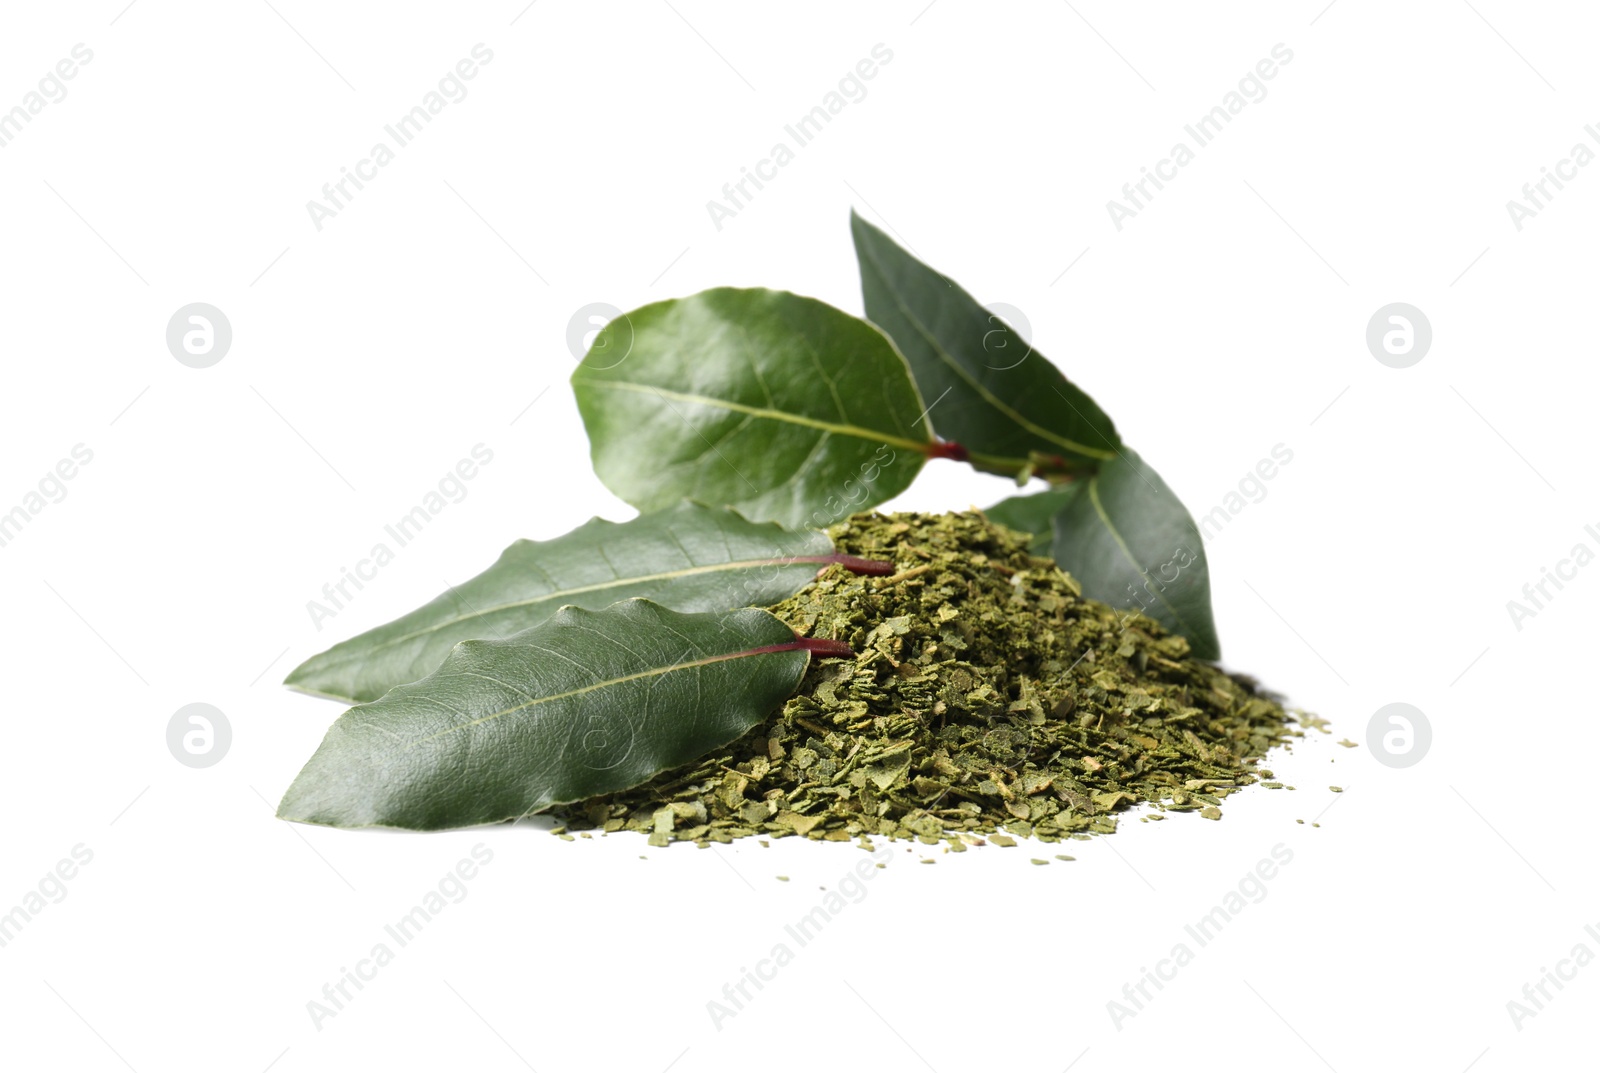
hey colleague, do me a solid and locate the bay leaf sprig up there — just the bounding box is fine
[565,224,1220,656]
[845,214,1220,659]
[285,501,885,705]
[280,210,1243,833]
[277,601,850,830]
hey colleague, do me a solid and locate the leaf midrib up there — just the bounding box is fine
[580,380,932,452]
[310,555,830,667]
[406,641,800,747]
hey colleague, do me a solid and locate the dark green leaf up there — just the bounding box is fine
[277,601,816,830]
[572,287,932,528]
[984,484,1080,555]
[285,502,840,705]
[850,211,1120,478]
[1049,448,1220,660]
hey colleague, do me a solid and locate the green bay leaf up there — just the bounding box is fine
[851,211,1120,477]
[984,483,1080,556]
[277,601,816,830]
[1049,448,1220,660]
[285,502,843,705]
[572,287,932,528]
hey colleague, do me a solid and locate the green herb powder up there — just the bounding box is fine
[556,511,1304,848]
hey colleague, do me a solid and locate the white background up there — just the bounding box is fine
[1,1,1594,1070]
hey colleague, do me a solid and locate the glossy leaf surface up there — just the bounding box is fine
[277,601,815,830]
[852,211,1120,478]
[285,502,837,704]
[572,287,931,527]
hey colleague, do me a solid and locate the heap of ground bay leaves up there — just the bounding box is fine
[554,511,1305,848]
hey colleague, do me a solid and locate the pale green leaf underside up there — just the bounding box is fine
[1049,448,1220,660]
[984,483,1080,556]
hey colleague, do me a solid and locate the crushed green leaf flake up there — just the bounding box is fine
[554,511,1304,847]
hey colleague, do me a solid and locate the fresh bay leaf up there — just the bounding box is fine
[850,211,1121,478]
[571,287,933,528]
[1049,448,1220,660]
[285,501,845,705]
[984,484,1080,556]
[277,601,821,830]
